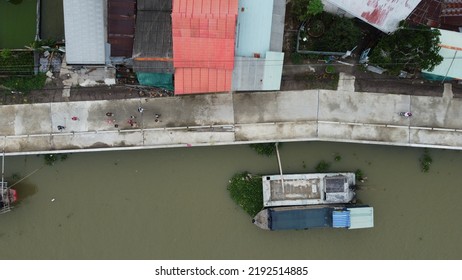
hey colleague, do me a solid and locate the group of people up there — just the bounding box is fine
[104,108,162,129]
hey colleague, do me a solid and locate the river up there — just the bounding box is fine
[0,141,461,259]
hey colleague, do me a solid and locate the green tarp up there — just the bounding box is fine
[136,72,173,90]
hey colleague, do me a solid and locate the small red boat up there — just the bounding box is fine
[1,182,16,214]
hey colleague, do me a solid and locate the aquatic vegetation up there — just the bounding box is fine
[355,169,366,182]
[249,143,279,157]
[43,153,69,166]
[227,172,263,217]
[334,153,342,161]
[315,160,330,172]
[420,149,433,173]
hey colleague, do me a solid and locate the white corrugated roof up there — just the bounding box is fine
[348,207,374,229]
[422,29,462,80]
[63,0,106,64]
[323,0,422,33]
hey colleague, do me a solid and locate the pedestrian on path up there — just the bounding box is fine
[137,107,144,113]
[57,125,65,131]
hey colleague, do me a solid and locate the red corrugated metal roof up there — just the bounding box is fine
[174,68,233,95]
[172,0,238,94]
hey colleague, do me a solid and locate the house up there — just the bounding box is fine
[132,0,174,90]
[322,0,423,33]
[408,0,462,31]
[232,0,286,91]
[63,0,136,64]
[172,0,238,95]
[171,0,286,95]
[421,28,462,81]
[63,0,107,64]
[63,0,286,94]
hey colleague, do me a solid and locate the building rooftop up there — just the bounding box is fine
[232,0,285,91]
[324,0,422,33]
[133,1,173,73]
[408,0,462,31]
[108,0,136,58]
[172,0,238,94]
[63,0,106,64]
[422,28,462,80]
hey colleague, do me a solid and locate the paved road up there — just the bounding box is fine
[1,73,461,155]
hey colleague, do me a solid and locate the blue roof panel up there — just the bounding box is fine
[235,0,273,57]
[269,207,333,230]
[332,210,351,228]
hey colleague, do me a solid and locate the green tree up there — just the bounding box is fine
[314,17,361,52]
[369,22,443,75]
[307,0,324,16]
[292,0,324,21]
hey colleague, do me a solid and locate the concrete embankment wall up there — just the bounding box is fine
[1,77,461,156]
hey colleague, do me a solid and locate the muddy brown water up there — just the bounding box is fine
[0,142,461,259]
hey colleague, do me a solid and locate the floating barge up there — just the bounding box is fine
[254,172,374,231]
[262,173,356,207]
[252,205,374,231]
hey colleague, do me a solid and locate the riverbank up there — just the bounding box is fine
[1,74,462,155]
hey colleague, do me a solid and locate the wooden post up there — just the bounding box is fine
[275,142,284,193]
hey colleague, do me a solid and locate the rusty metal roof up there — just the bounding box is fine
[108,0,136,57]
[407,0,462,31]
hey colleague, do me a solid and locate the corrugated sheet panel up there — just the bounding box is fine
[332,210,351,228]
[172,0,238,94]
[108,0,136,57]
[324,0,422,33]
[174,68,233,94]
[262,51,284,90]
[138,0,172,11]
[235,0,273,57]
[133,11,173,73]
[269,207,333,230]
[348,207,374,229]
[232,51,283,91]
[63,0,106,64]
[270,0,286,52]
[421,29,462,80]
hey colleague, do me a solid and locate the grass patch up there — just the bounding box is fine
[296,72,338,90]
[227,172,263,217]
[0,73,46,92]
[0,50,34,75]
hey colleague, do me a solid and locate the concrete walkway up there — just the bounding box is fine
[1,73,461,155]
